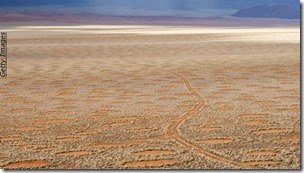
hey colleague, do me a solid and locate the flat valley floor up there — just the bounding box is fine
[0,24,300,169]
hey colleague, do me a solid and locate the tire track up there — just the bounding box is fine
[123,59,259,169]
[165,72,259,169]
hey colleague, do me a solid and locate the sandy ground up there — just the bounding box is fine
[0,24,300,169]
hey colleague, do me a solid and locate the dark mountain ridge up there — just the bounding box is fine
[232,5,300,19]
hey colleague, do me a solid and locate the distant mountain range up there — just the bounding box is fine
[232,5,300,19]
[0,0,300,19]
[0,0,299,10]
[203,0,299,10]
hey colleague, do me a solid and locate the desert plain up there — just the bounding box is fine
[0,18,301,169]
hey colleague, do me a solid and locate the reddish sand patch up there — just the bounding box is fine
[32,92,47,96]
[4,160,48,169]
[15,127,40,131]
[62,99,76,103]
[255,101,275,105]
[274,138,300,143]
[89,142,144,148]
[55,138,81,142]
[262,87,281,89]
[153,79,166,82]
[136,101,153,104]
[56,151,90,156]
[181,101,197,106]
[58,92,73,96]
[134,150,172,155]
[145,106,160,111]
[123,159,177,167]
[253,129,291,134]
[116,97,130,100]
[175,93,194,97]
[91,88,104,92]
[87,95,104,99]
[159,97,177,101]
[138,93,151,97]
[278,108,299,112]
[63,164,76,169]
[177,105,194,109]
[59,88,74,91]
[239,114,270,118]
[82,115,104,119]
[56,106,76,109]
[234,97,254,101]
[25,101,39,105]
[247,151,279,156]
[95,109,116,113]
[7,98,24,103]
[60,103,74,107]
[290,104,300,109]
[107,122,129,127]
[0,137,20,141]
[215,102,227,105]
[275,96,297,99]
[199,127,222,131]
[128,128,155,132]
[217,86,231,89]
[34,119,73,125]
[220,89,240,91]
[109,116,143,121]
[10,108,32,113]
[244,161,280,166]
[211,92,225,95]
[199,139,233,144]
[278,90,296,93]
[40,111,63,115]
[243,120,266,125]
[162,85,177,89]
[35,147,55,151]
[233,77,249,80]
[77,131,98,135]
[195,120,215,125]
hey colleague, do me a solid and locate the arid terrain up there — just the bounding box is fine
[0,19,300,169]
